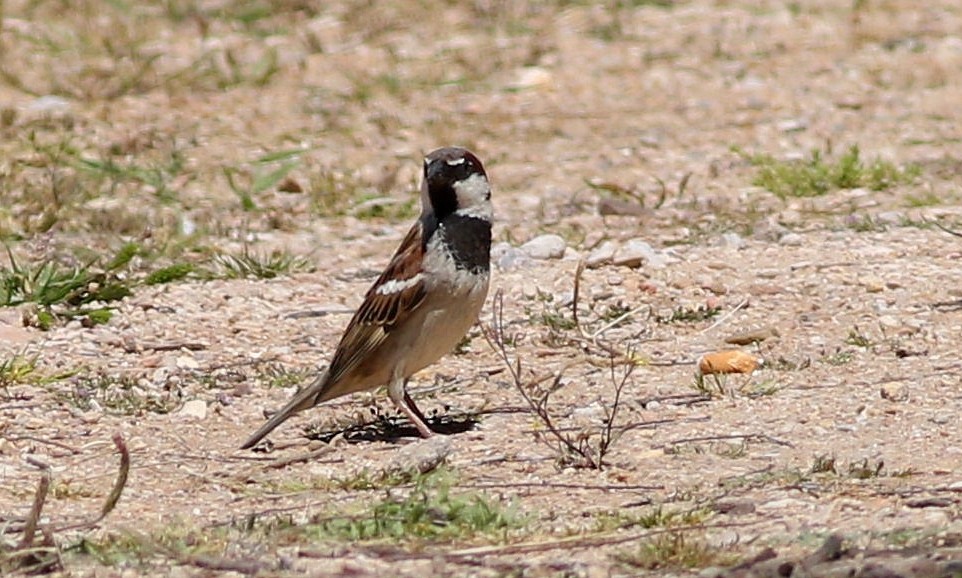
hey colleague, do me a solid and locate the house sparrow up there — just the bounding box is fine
[241,147,492,449]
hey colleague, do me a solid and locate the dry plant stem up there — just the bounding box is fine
[570,260,646,361]
[378,521,755,561]
[56,433,130,532]
[484,289,600,468]
[699,298,749,335]
[20,461,51,548]
[597,348,635,460]
[662,433,795,449]
[483,289,633,469]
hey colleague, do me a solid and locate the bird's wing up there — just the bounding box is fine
[322,221,428,389]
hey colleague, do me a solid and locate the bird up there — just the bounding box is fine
[241,147,492,449]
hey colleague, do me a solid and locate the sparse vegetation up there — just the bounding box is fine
[306,469,523,542]
[60,372,180,415]
[0,243,138,329]
[657,304,721,325]
[615,530,738,571]
[0,354,39,388]
[211,247,314,279]
[1,1,959,576]
[741,145,920,199]
[845,326,875,348]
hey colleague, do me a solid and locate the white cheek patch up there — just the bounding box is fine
[453,173,493,220]
[375,273,423,295]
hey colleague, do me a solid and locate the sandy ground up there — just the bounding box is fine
[2,0,962,576]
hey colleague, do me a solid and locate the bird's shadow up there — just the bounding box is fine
[305,411,479,444]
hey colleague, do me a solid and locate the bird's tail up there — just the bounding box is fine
[239,373,327,449]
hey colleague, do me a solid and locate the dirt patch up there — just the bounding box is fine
[2,0,962,575]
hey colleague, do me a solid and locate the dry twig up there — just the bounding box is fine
[483,289,635,469]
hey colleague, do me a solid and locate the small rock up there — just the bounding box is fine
[606,274,623,286]
[613,239,665,268]
[752,217,790,242]
[26,95,71,113]
[725,327,780,345]
[718,232,746,249]
[598,198,647,216]
[492,242,530,271]
[778,232,804,246]
[508,66,553,90]
[712,499,756,516]
[383,437,452,477]
[176,355,200,370]
[776,117,808,132]
[586,240,617,268]
[520,234,567,260]
[178,399,208,420]
[879,381,909,401]
[748,283,783,296]
[861,276,885,293]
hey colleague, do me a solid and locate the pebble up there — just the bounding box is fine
[508,66,553,90]
[718,232,746,249]
[585,240,617,268]
[383,436,452,476]
[176,355,200,370]
[725,327,780,345]
[879,381,909,401]
[778,232,804,246]
[776,117,808,132]
[613,239,665,268]
[520,234,567,260]
[178,399,208,420]
[492,242,531,271]
[752,216,790,241]
[712,499,756,516]
[26,95,71,113]
[861,276,885,293]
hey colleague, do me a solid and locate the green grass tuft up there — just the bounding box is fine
[740,145,920,199]
[212,247,314,280]
[0,244,140,329]
[306,469,523,543]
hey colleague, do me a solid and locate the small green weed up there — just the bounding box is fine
[845,327,874,348]
[657,304,720,324]
[255,362,310,389]
[224,148,305,211]
[595,506,711,533]
[740,145,920,199]
[0,355,39,388]
[820,349,854,366]
[61,373,180,415]
[615,530,738,571]
[1,243,139,329]
[306,469,523,542]
[212,247,313,279]
[904,190,943,208]
[144,263,195,285]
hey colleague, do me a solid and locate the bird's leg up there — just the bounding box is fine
[388,377,435,438]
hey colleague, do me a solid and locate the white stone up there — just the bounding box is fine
[586,240,617,268]
[520,234,567,260]
[779,233,804,246]
[178,399,208,420]
[176,355,200,370]
[613,239,666,268]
